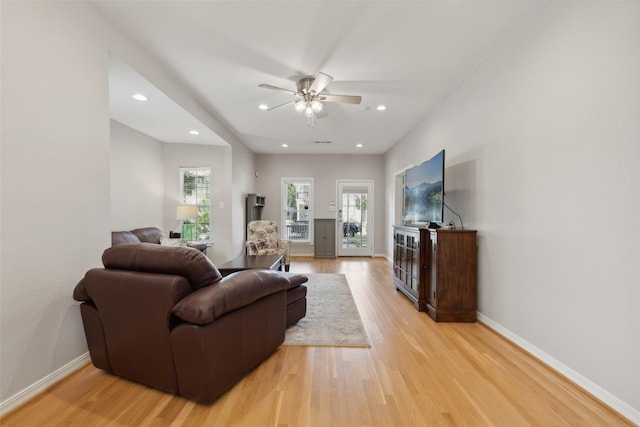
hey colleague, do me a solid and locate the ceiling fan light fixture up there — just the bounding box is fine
[305,106,314,117]
[259,72,359,128]
[294,100,306,112]
[311,99,323,112]
[258,104,268,110]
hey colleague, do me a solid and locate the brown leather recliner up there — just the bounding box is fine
[73,243,308,403]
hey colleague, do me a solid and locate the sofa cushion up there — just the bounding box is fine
[102,243,222,290]
[111,231,141,246]
[285,274,308,290]
[172,270,305,324]
[286,284,307,305]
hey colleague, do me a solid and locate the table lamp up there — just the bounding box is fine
[176,205,198,240]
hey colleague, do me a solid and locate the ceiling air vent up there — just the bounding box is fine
[314,140,332,144]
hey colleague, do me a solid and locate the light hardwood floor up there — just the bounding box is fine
[2,257,633,426]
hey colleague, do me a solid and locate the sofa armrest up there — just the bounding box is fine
[73,277,91,301]
[172,270,294,324]
[278,239,290,250]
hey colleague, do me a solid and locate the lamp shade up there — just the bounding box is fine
[176,205,198,220]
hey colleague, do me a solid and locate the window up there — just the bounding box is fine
[180,167,211,240]
[281,177,313,243]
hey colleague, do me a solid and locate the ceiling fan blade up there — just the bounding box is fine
[315,109,328,119]
[267,99,295,111]
[309,72,333,94]
[258,83,297,96]
[319,94,362,104]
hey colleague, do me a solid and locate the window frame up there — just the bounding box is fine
[281,177,314,244]
[179,167,212,241]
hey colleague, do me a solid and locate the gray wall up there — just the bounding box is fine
[0,1,256,411]
[1,1,112,405]
[385,1,640,418]
[110,122,244,266]
[110,120,164,230]
[255,154,386,256]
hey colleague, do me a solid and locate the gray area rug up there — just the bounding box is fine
[283,273,370,347]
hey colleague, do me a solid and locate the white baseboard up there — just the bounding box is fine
[291,252,315,257]
[0,352,90,416]
[477,313,640,425]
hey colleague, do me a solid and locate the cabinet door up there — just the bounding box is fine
[324,220,336,257]
[393,231,403,282]
[434,231,477,312]
[407,232,419,295]
[427,231,438,307]
[314,219,336,258]
[314,221,323,254]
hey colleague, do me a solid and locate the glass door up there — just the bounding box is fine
[337,180,373,256]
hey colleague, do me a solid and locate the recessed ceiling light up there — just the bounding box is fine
[376,105,387,111]
[258,104,269,110]
[356,143,363,148]
[189,130,200,135]
[281,144,288,148]
[132,93,148,101]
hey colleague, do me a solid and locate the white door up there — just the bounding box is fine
[337,180,373,256]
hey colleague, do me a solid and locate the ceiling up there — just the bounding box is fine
[95,1,541,155]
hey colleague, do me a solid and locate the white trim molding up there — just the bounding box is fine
[0,353,90,416]
[477,313,640,425]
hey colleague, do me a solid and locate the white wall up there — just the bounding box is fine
[0,2,112,406]
[230,140,257,260]
[0,1,256,412]
[385,2,640,420]
[110,120,164,230]
[256,154,386,256]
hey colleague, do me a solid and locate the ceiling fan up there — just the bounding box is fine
[259,72,361,126]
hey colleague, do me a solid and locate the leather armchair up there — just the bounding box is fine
[73,243,307,403]
[245,221,290,272]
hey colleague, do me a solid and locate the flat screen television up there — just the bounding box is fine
[403,149,445,226]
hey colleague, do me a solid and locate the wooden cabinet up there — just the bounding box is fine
[393,225,477,322]
[245,193,264,229]
[392,226,424,310]
[314,219,336,258]
[425,228,478,322]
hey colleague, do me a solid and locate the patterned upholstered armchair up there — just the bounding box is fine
[245,220,290,272]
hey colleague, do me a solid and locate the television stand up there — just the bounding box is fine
[392,225,477,322]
